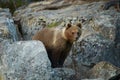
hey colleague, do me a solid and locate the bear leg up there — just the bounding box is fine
[46,50,57,68]
[58,52,68,67]
[50,51,61,68]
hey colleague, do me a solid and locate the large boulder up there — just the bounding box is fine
[86,61,120,80]
[0,41,51,80]
[13,1,107,40]
[69,33,118,67]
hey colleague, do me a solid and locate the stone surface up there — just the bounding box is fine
[108,73,120,80]
[86,61,120,80]
[114,16,120,53]
[50,68,76,80]
[82,78,104,80]
[0,8,20,42]
[66,32,119,79]
[93,13,116,41]
[0,41,51,80]
[13,1,107,40]
[72,33,118,66]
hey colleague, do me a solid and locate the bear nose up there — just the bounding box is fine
[76,37,79,40]
[74,34,79,40]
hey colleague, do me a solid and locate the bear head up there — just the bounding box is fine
[64,23,82,43]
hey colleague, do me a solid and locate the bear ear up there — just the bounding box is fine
[76,23,82,28]
[66,23,71,29]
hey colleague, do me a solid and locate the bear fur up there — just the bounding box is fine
[32,23,82,68]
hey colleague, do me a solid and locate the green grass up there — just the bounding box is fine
[47,22,61,28]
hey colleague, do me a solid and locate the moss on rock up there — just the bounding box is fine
[47,22,61,28]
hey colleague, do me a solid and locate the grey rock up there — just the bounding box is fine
[93,14,116,41]
[1,41,51,80]
[0,8,20,42]
[0,8,12,18]
[14,1,106,40]
[20,14,46,40]
[114,17,120,53]
[68,34,120,78]
[50,68,76,80]
[82,78,104,80]
[74,34,117,66]
[86,61,120,80]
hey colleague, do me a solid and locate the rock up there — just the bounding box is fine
[0,8,20,42]
[86,61,120,80]
[108,73,120,80]
[93,12,116,40]
[0,71,4,80]
[82,78,104,80]
[114,17,120,52]
[0,41,51,80]
[73,33,118,66]
[14,1,107,40]
[17,13,47,40]
[0,8,12,18]
[66,33,120,79]
[50,68,76,80]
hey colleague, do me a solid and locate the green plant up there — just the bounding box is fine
[47,22,61,28]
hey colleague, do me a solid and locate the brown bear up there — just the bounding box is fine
[32,23,82,68]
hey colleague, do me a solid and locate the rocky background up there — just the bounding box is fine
[0,0,120,80]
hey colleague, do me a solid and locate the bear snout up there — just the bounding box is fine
[74,33,79,40]
[76,36,79,40]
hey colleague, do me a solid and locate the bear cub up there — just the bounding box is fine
[32,23,82,68]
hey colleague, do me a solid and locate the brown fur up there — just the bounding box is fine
[32,23,82,68]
